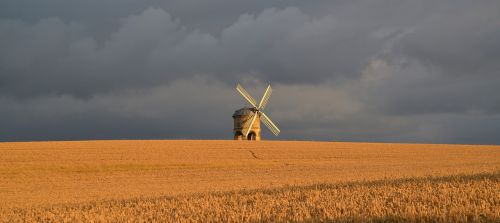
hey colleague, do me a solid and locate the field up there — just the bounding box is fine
[1,140,499,222]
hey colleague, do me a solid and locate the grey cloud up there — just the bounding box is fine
[357,58,500,116]
[0,77,238,141]
[1,6,384,98]
[1,0,500,144]
[393,2,500,77]
[1,75,499,144]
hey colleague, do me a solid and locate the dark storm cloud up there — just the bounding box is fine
[1,0,500,144]
[1,6,375,98]
[0,78,239,141]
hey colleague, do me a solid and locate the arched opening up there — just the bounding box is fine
[247,132,256,140]
[234,131,243,140]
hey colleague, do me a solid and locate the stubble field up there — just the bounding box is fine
[0,140,499,222]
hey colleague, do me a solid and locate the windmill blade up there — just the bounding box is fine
[258,85,272,110]
[260,112,280,136]
[242,112,256,132]
[236,84,257,107]
[243,112,258,137]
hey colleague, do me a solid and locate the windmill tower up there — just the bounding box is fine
[233,84,280,140]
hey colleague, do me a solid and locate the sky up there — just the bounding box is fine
[1,0,500,144]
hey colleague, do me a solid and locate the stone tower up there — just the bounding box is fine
[232,107,261,140]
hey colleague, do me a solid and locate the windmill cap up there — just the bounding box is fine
[232,107,255,117]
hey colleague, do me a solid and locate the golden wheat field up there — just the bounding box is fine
[1,140,499,222]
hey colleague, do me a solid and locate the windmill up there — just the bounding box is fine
[232,84,280,140]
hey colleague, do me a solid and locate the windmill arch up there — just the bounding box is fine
[234,131,244,140]
[247,132,257,140]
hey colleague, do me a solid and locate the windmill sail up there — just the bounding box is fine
[236,84,257,107]
[258,85,272,109]
[243,112,258,137]
[260,112,280,136]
